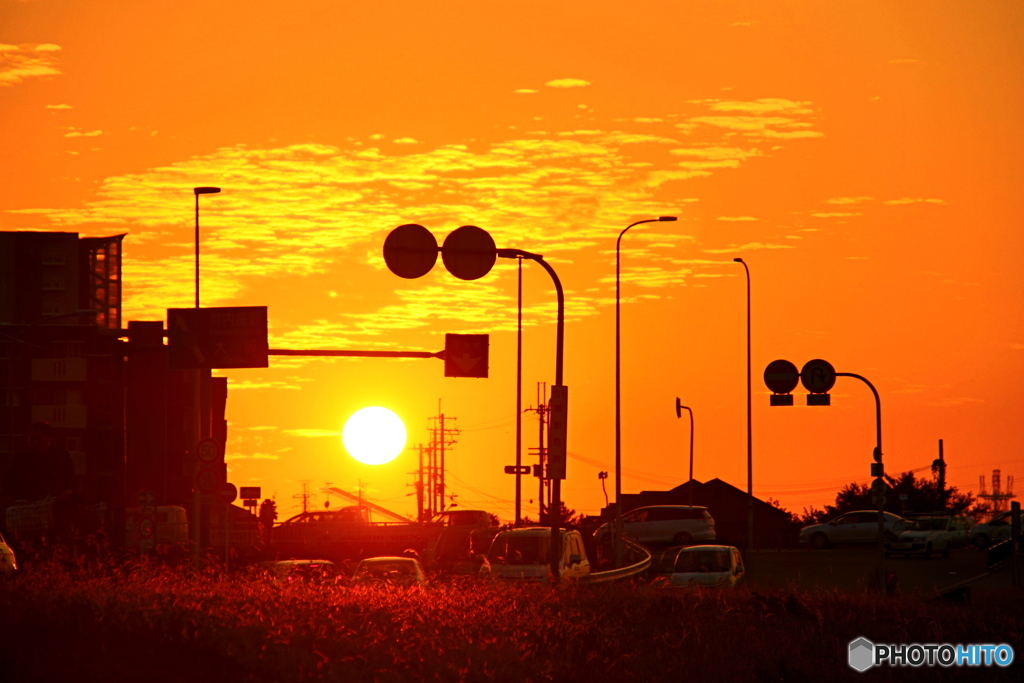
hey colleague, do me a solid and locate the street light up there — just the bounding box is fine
[675,398,694,506]
[615,215,676,566]
[193,187,221,308]
[733,257,753,553]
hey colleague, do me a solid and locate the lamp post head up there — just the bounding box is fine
[733,257,744,263]
[194,187,221,195]
[658,216,677,222]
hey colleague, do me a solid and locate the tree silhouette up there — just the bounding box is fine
[800,471,977,525]
[522,501,581,530]
[258,498,278,539]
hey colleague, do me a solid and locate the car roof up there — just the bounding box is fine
[677,545,737,553]
[495,527,575,538]
[358,556,420,564]
[273,559,336,567]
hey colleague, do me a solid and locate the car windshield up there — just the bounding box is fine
[909,518,950,531]
[675,549,731,573]
[355,561,417,579]
[488,536,550,565]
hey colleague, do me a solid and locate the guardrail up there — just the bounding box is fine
[587,538,652,584]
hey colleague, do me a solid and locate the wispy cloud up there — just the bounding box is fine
[703,242,795,254]
[811,212,861,218]
[282,429,342,438]
[884,198,946,205]
[45,103,72,110]
[545,78,590,88]
[717,216,758,222]
[64,129,103,138]
[0,43,62,87]
[12,100,823,335]
[514,89,538,94]
[825,196,872,205]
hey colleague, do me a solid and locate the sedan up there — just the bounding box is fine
[800,511,906,549]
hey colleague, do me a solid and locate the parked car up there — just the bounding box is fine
[969,510,1024,549]
[351,556,427,588]
[884,516,972,559]
[800,511,907,549]
[666,545,745,588]
[0,532,17,574]
[480,527,591,581]
[598,506,715,546]
[270,559,342,583]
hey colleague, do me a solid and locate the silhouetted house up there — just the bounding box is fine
[600,478,797,549]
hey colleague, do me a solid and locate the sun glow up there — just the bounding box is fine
[342,407,407,465]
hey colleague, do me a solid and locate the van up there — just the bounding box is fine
[125,506,189,547]
[668,545,744,588]
[620,505,715,545]
[480,527,591,581]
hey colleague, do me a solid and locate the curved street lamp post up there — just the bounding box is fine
[675,399,694,506]
[615,216,676,566]
[733,257,753,554]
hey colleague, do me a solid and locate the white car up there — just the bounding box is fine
[0,532,17,574]
[351,556,427,587]
[800,511,906,549]
[969,511,1023,549]
[884,516,971,559]
[599,506,716,546]
[667,545,745,588]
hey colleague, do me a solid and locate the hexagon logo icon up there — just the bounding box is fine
[848,637,875,672]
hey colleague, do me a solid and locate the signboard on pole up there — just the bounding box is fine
[168,306,269,370]
[444,333,489,378]
[239,486,261,500]
[547,385,568,480]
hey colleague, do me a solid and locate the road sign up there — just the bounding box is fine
[871,462,884,477]
[806,393,831,406]
[547,385,568,480]
[197,438,220,464]
[383,224,439,279]
[444,333,489,378]
[196,467,223,493]
[764,359,800,394]
[218,482,237,504]
[140,516,155,540]
[442,225,496,281]
[770,394,794,406]
[137,490,156,507]
[168,306,268,370]
[239,486,261,500]
[800,358,836,393]
[870,478,888,496]
[504,465,531,475]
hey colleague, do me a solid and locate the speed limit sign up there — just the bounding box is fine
[197,438,220,464]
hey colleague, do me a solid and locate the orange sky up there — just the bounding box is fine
[2,1,1022,522]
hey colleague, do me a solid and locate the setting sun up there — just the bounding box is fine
[342,407,407,466]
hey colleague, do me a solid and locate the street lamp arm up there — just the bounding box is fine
[835,372,882,455]
[498,249,564,386]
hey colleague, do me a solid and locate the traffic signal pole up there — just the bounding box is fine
[836,372,885,593]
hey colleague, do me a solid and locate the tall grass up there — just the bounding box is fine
[0,551,1020,682]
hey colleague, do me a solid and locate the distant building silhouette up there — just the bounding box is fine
[599,478,797,549]
[1,231,228,544]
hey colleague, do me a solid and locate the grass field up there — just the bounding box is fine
[0,548,1021,682]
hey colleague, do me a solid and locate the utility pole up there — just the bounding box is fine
[526,382,548,522]
[293,480,312,514]
[428,406,459,515]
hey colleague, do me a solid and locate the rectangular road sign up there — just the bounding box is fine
[239,486,261,499]
[504,465,531,475]
[547,385,568,480]
[444,333,489,378]
[168,306,269,369]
